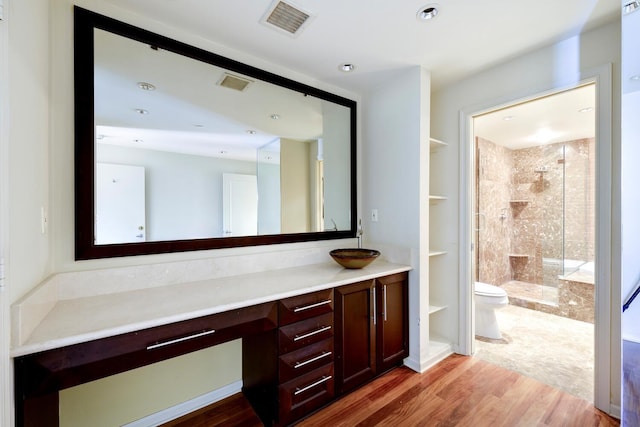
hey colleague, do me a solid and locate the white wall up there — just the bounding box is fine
[361,66,431,369]
[432,20,621,413]
[2,0,52,425]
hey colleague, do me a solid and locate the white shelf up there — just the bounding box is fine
[429,305,447,315]
[429,251,447,257]
[429,195,447,204]
[429,138,448,151]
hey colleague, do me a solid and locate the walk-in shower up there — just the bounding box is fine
[474,136,595,322]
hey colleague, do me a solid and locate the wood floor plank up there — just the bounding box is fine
[160,354,620,427]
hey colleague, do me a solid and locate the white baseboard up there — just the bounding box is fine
[404,342,453,373]
[123,380,243,427]
[608,403,621,419]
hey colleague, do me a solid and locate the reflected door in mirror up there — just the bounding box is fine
[223,173,258,237]
[95,163,146,244]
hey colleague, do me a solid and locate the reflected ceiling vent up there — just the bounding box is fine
[261,0,313,37]
[217,73,253,92]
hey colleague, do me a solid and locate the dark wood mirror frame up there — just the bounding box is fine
[74,6,357,260]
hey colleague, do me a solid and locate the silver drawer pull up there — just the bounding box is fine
[294,351,332,369]
[293,325,332,342]
[293,299,332,313]
[146,329,216,350]
[294,375,332,395]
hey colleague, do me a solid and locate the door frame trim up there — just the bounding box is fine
[458,64,615,413]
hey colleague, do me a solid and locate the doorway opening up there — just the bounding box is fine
[470,83,596,402]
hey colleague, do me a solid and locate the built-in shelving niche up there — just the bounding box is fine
[426,137,453,368]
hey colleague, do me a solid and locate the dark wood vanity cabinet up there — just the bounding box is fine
[376,272,410,372]
[335,272,409,394]
[14,272,408,427]
[275,289,335,426]
[334,279,376,394]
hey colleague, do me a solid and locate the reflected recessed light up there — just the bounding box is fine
[339,63,355,72]
[502,115,515,121]
[96,134,105,140]
[270,113,280,120]
[193,124,204,128]
[219,150,228,155]
[137,82,156,91]
[624,1,640,14]
[133,139,144,143]
[630,75,640,81]
[578,107,594,113]
[246,130,257,135]
[134,108,149,115]
[417,4,439,20]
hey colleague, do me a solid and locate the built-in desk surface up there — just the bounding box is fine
[12,260,411,357]
[12,260,411,427]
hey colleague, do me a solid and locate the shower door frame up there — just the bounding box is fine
[458,66,616,415]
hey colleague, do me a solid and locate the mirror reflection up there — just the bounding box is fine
[75,6,356,259]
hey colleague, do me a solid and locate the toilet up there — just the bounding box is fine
[474,282,509,339]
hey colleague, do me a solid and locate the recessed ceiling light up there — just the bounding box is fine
[246,130,257,135]
[624,1,640,14]
[137,82,156,91]
[339,63,355,72]
[502,115,515,121]
[270,114,281,120]
[578,107,594,113]
[134,108,149,115]
[417,4,439,20]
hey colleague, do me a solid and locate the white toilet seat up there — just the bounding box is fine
[475,281,507,297]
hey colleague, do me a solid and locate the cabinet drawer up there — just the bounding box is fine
[279,363,334,425]
[279,289,333,325]
[279,312,333,354]
[279,338,334,383]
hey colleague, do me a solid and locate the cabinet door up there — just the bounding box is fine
[334,280,376,394]
[376,272,409,372]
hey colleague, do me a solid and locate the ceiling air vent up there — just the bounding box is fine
[261,0,313,36]
[217,73,253,92]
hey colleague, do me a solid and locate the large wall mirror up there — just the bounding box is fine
[74,7,357,259]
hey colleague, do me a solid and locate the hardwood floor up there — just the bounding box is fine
[162,354,619,427]
[162,392,263,427]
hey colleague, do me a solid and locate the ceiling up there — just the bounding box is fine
[101,0,620,91]
[473,83,596,149]
[94,28,328,161]
[94,0,619,157]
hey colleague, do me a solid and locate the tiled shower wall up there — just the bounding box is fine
[476,137,512,286]
[476,137,595,287]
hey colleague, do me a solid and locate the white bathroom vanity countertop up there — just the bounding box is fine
[11,260,411,358]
